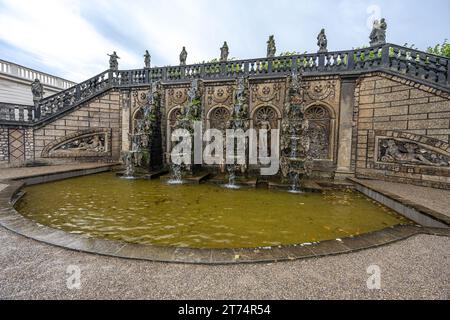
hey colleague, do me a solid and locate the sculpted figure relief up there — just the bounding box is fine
[369,18,387,46]
[180,47,188,66]
[317,29,328,53]
[267,35,276,58]
[108,51,120,70]
[144,50,151,69]
[31,78,44,103]
[380,139,450,167]
[55,134,106,154]
[220,41,229,62]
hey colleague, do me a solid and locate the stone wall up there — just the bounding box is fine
[354,73,450,188]
[32,90,122,165]
[0,128,8,163]
[1,71,450,189]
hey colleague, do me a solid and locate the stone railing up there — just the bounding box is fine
[1,43,449,125]
[0,103,35,124]
[0,59,76,90]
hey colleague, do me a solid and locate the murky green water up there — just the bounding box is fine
[15,173,409,249]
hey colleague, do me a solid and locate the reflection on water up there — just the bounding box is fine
[15,173,410,249]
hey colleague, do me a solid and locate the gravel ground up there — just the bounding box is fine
[0,227,448,300]
[358,180,450,218]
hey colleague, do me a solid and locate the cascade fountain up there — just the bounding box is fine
[223,76,250,189]
[121,81,161,179]
[280,70,313,193]
[168,78,203,184]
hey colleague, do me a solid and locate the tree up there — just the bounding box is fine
[427,39,450,58]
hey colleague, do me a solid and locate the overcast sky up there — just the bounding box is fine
[0,0,449,82]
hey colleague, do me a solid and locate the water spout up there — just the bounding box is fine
[167,162,184,185]
[224,164,240,189]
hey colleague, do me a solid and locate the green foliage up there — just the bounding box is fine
[427,39,450,57]
[278,51,307,56]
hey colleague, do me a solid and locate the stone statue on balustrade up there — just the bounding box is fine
[267,35,276,58]
[180,47,188,66]
[317,29,328,53]
[369,18,387,46]
[108,51,120,70]
[31,79,44,105]
[144,50,151,69]
[220,41,229,62]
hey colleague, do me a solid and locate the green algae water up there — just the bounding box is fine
[15,173,409,249]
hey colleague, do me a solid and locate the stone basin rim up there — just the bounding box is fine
[1,179,447,265]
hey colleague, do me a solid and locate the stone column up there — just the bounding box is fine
[335,77,357,179]
[121,90,131,153]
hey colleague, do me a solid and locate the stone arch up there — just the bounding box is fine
[251,104,281,131]
[166,106,183,156]
[305,101,336,119]
[167,106,183,130]
[304,103,334,160]
[207,105,231,131]
[251,105,281,163]
[131,107,145,134]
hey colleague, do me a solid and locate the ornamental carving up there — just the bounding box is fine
[251,83,282,103]
[378,138,450,167]
[209,107,230,131]
[168,107,183,130]
[132,90,150,108]
[304,80,336,101]
[207,85,233,106]
[168,87,188,106]
[305,106,331,160]
[42,129,111,158]
[254,106,279,130]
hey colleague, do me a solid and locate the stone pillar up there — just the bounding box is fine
[121,90,131,153]
[335,76,357,179]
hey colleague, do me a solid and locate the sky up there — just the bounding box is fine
[0,0,449,82]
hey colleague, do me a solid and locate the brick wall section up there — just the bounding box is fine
[33,90,122,163]
[355,74,450,188]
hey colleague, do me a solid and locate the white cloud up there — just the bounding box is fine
[0,0,140,81]
[0,0,448,83]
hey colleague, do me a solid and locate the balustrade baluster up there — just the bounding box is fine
[347,51,355,70]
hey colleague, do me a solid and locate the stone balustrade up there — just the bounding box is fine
[0,103,34,124]
[1,43,449,125]
[0,59,75,90]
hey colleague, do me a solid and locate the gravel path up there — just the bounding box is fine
[0,227,448,300]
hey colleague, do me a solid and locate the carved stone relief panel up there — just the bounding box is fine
[206,85,233,108]
[250,80,285,120]
[304,80,336,101]
[42,129,111,158]
[305,105,332,160]
[251,82,282,104]
[377,138,450,167]
[166,86,189,109]
[132,90,150,109]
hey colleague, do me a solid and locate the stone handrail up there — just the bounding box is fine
[0,59,76,90]
[1,43,449,125]
[0,103,35,124]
